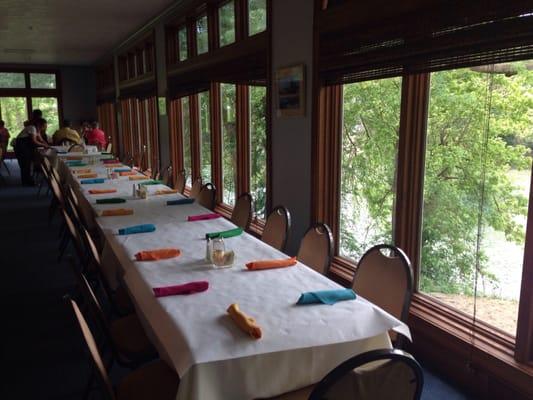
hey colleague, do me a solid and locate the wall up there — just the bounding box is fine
[60,66,97,124]
[270,0,314,254]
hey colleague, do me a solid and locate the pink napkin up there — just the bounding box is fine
[102,159,119,164]
[187,213,222,222]
[153,281,209,297]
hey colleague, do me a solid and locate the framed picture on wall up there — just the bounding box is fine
[276,64,305,117]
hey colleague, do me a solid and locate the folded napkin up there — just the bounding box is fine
[206,227,243,240]
[102,158,119,164]
[167,198,195,206]
[96,198,126,204]
[78,173,98,179]
[114,168,131,172]
[129,175,149,181]
[296,289,357,305]
[119,171,137,176]
[81,178,106,184]
[154,189,178,195]
[103,163,123,168]
[89,189,117,195]
[135,248,181,261]
[118,223,156,235]
[141,180,164,185]
[101,208,134,217]
[187,213,222,222]
[153,281,209,297]
[246,257,297,271]
[66,161,87,167]
[101,152,112,155]
[227,303,262,339]
[73,169,92,174]
[66,156,82,160]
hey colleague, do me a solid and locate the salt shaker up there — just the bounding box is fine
[132,183,137,198]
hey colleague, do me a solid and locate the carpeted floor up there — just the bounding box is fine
[0,159,476,399]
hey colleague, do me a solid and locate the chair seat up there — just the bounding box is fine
[265,385,314,400]
[110,314,156,360]
[116,360,180,400]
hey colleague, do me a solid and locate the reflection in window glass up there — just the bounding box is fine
[221,83,237,205]
[421,62,532,336]
[178,27,188,61]
[196,16,209,55]
[199,91,211,183]
[30,73,56,89]
[182,97,192,186]
[249,86,267,219]
[0,97,27,150]
[219,1,235,47]
[248,0,267,36]
[340,78,401,260]
[0,72,25,88]
[32,97,60,140]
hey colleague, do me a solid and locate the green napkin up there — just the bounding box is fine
[141,180,164,185]
[205,227,243,240]
[96,198,127,204]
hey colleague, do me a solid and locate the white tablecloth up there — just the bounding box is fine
[66,160,411,400]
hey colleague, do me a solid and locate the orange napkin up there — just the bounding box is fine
[154,189,178,195]
[135,248,181,261]
[129,175,148,181]
[227,303,262,339]
[245,257,297,271]
[89,189,117,195]
[119,171,137,176]
[77,173,98,179]
[67,156,82,160]
[73,169,92,174]
[104,163,123,168]
[101,208,134,217]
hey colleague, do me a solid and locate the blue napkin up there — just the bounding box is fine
[80,178,106,184]
[296,289,356,305]
[114,168,131,172]
[118,224,156,235]
[167,198,195,206]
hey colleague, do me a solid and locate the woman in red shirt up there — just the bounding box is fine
[86,121,107,150]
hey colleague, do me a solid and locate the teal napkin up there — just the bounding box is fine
[167,198,195,206]
[96,198,126,204]
[141,180,164,185]
[67,161,87,166]
[118,224,156,235]
[296,289,356,305]
[113,168,131,172]
[81,178,106,184]
[205,227,243,240]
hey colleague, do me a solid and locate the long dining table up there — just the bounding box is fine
[62,158,411,400]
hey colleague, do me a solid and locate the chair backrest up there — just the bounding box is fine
[297,223,333,275]
[161,165,174,188]
[231,193,253,230]
[61,209,84,260]
[309,348,423,400]
[105,142,112,153]
[261,206,291,252]
[66,296,115,400]
[175,169,186,194]
[189,177,203,198]
[50,174,65,209]
[197,183,216,210]
[352,244,414,327]
[68,144,84,153]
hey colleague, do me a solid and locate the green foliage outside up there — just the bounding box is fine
[0,97,27,150]
[182,97,192,186]
[0,72,25,88]
[199,91,212,183]
[178,28,188,62]
[340,61,533,297]
[221,83,237,205]
[196,16,209,55]
[250,86,267,218]
[219,1,236,47]
[30,73,56,89]
[248,0,267,36]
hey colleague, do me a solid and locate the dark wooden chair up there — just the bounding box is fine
[231,193,254,230]
[297,223,333,275]
[197,183,216,210]
[261,206,291,252]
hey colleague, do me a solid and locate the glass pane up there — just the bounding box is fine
[0,72,26,88]
[221,83,237,205]
[249,86,267,219]
[248,0,267,36]
[421,61,533,336]
[30,73,56,89]
[196,16,209,55]
[219,1,235,47]
[340,78,401,260]
[31,97,59,141]
[199,91,211,183]
[182,97,192,187]
[0,97,27,150]
[178,27,188,62]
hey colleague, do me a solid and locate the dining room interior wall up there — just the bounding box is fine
[60,66,97,125]
[270,0,314,255]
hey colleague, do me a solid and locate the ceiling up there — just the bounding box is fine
[0,0,177,66]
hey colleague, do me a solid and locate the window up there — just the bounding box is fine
[199,91,212,183]
[196,16,209,55]
[0,72,25,88]
[182,97,192,186]
[178,27,188,61]
[219,1,236,47]
[30,73,56,89]
[249,86,267,218]
[32,97,60,136]
[421,62,533,336]
[221,83,237,205]
[0,97,27,150]
[340,78,401,260]
[248,0,267,36]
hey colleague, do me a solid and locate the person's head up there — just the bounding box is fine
[62,120,71,128]
[31,109,43,120]
[34,118,47,132]
[0,120,4,128]
[91,121,99,129]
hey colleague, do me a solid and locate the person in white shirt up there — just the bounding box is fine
[14,118,49,186]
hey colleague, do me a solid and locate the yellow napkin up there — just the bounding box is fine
[227,303,262,339]
[129,175,148,181]
[77,173,98,179]
[154,189,178,195]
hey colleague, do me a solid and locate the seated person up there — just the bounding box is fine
[52,120,81,145]
[85,121,107,150]
[0,120,10,153]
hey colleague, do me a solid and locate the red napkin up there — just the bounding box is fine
[153,281,209,297]
[103,159,119,164]
[187,213,221,222]
[89,189,117,195]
